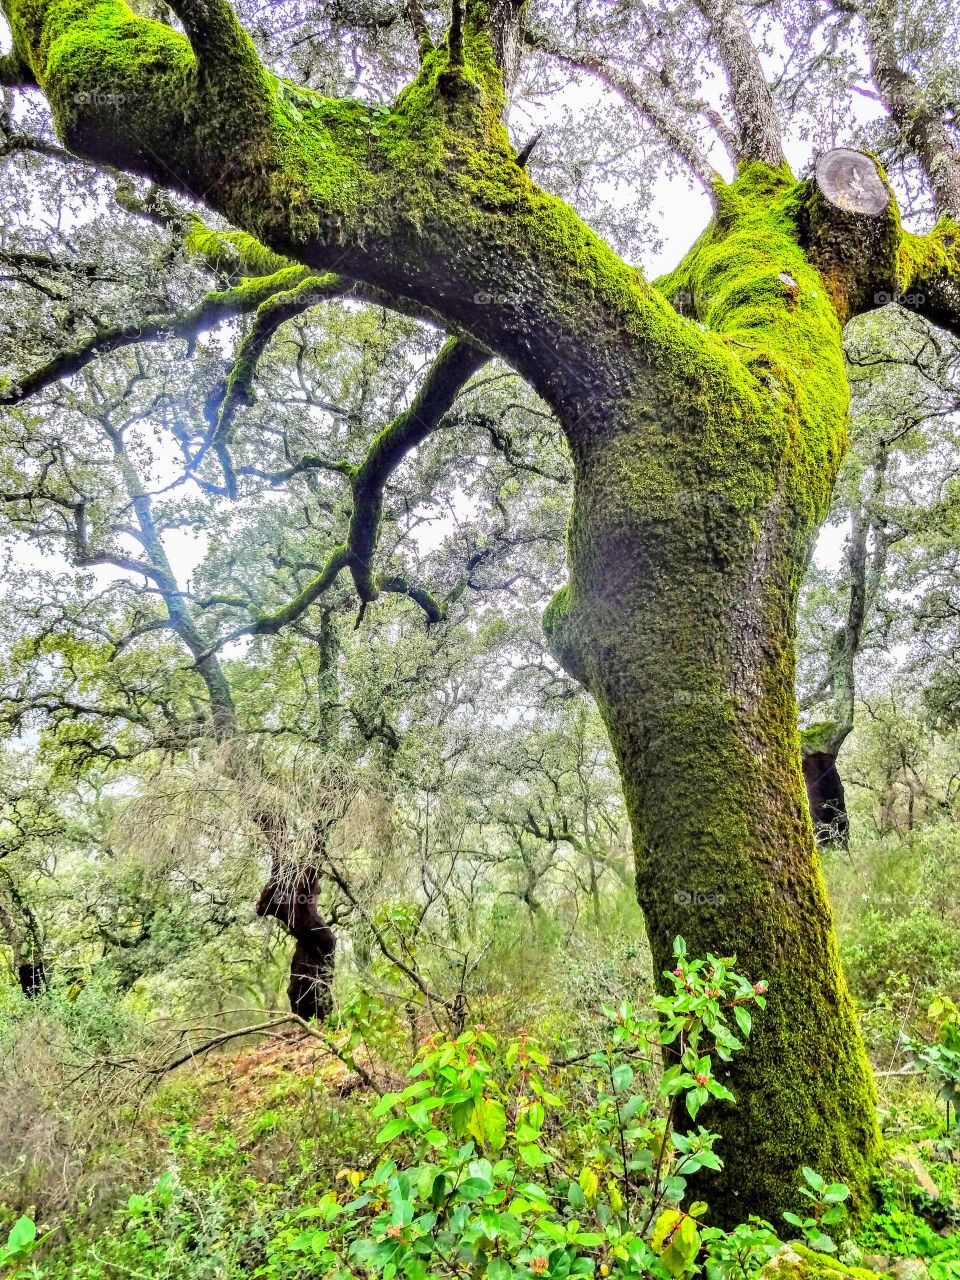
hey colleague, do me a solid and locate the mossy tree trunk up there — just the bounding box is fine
[6,0,960,1224]
[548,441,877,1222]
[538,162,896,1221]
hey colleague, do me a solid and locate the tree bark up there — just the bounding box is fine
[0,872,48,997]
[547,451,877,1223]
[256,867,336,1021]
[543,161,888,1223]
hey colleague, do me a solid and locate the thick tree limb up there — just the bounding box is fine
[796,149,960,337]
[346,338,488,601]
[694,0,785,167]
[0,0,716,440]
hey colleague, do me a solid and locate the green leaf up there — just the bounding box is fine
[801,1167,826,1193]
[519,1144,553,1167]
[6,1217,37,1254]
[611,1063,634,1093]
[372,1093,402,1117]
[823,1183,850,1203]
[618,1095,646,1123]
[485,1099,508,1152]
[537,1218,567,1243]
[807,1233,837,1254]
[459,1177,494,1199]
[821,1206,847,1225]
[376,1118,411,1144]
[480,1208,501,1239]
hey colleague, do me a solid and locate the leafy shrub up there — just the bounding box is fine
[782,1168,851,1254]
[860,1179,960,1280]
[257,940,790,1280]
[905,997,960,1133]
[841,911,960,1008]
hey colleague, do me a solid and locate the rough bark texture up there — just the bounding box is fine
[546,163,883,1222]
[7,0,960,1223]
[860,0,960,219]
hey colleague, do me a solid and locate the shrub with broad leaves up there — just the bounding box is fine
[257,939,804,1280]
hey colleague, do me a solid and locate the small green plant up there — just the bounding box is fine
[782,1166,851,1253]
[906,996,960,1134]
[258,939,779,1280]
[699,1221,782,1280]
[860,1177,960,1280]
[0,1216,46,1270]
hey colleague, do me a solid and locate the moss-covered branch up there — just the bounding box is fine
[346,338,488,601]
[0,0,733,446]
[202,272,349,494]
[896,219,960,338]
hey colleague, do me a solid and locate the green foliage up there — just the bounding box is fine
[860,1178,960,1280]
[906,997,960,1132]
[782,1169,851,1255]
[0,1215,45,1269]
[256,940,777,1280]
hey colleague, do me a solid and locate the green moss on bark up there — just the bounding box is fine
[5,2,893,1230]
[763,1246,892,1280]
[548,164,878,1226]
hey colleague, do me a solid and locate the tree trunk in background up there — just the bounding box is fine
[802,751,850,845]
[256,867,336,1021]
[0,878,48,998]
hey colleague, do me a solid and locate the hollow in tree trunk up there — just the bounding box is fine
[802,751,849,845]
